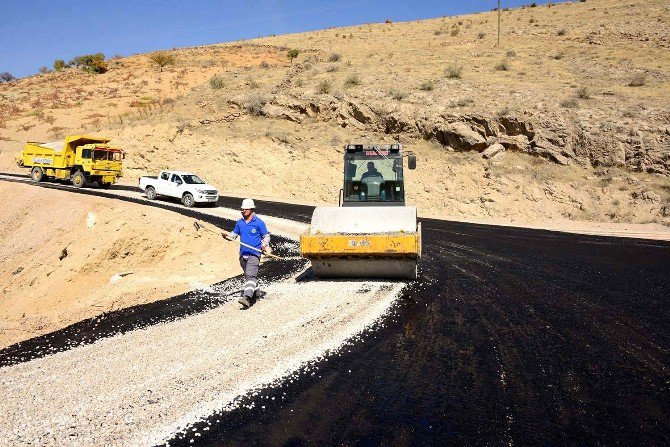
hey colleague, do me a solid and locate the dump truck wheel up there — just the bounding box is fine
[72,171,86,188]
[145,186,157,200]
[30,167,44,182]
[182,193,195,208]
[100,182,112,189]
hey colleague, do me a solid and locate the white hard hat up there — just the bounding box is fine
[241,198,255,209]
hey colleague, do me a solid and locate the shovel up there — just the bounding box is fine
[193,221,286,260]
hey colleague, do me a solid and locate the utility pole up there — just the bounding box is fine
[497,0,501,46]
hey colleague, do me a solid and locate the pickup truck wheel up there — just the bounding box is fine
[72,171,86,188]
[182,192,195,208]
[145,186,157,200]
[30,167,44,182]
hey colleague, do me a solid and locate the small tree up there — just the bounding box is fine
[150,52,176,72]
[39,66,51,74]
[72,53,107,73]
[0,72,15,82]
[53,59,67,71]
[287,49,299,64]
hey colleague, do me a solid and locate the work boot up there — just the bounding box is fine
[238,297,251,308]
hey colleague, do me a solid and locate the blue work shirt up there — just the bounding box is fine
[230,214,269,257]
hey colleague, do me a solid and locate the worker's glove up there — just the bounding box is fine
[262,245,272,255]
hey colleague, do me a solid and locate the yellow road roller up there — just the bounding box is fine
[300,143,421,279]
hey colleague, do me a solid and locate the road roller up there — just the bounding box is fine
[300,143,421,279]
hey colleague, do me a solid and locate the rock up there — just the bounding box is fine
[482,143,506,159]
[435,122,487,151]
[261,104,302,123]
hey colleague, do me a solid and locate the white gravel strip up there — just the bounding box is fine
[0,278,405,447]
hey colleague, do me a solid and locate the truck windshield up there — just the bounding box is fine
[343,153,404,203]
[93,150,121,161]
[182,175,205,184]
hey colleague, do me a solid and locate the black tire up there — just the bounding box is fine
[145,186,157,200]
[30,166,44,182]
[182,192,195,208]
[72,171,86,188]
[100,182,112,189]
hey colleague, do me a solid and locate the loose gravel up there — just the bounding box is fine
[0,277,405,446]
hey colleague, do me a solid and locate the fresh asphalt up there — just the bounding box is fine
[1,174,669,446]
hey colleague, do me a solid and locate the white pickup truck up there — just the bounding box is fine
[138,170,219,207]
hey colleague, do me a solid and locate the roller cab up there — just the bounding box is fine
[300,144,421,279]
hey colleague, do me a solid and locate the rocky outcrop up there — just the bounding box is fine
[227,93,670,174]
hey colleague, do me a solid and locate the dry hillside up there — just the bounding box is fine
[1,0,669,226]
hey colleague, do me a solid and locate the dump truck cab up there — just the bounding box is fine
[17,135,124,188]
[341,143,416,207]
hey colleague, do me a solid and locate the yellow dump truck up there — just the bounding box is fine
[16,135,124,188]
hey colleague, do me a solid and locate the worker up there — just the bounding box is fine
[224,198,271,308]
[361,161,383,180]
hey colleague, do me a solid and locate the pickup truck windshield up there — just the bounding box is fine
[182,175,205,184]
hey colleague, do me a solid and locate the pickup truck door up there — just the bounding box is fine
[167,174,184,198]
[155,171,171,195]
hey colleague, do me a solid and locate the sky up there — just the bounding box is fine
[0,0,561,79]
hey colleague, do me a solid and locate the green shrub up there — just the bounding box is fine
[73,53,108,73]
[53,59,67,71]
[149,52,175,72]
[209,75,225,89]
[287,49,300,63]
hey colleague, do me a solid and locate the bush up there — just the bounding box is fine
[259,61,270,69]
[209,75,225,89]
[53,59,67,71]
[495,60,510,71]
[344,73,361,87]
[328,53,341,62]
[419,81,434,91]
[150,52,175,72]
[560,99,579,108]
[506,50,517,57]
[72,53,107,73]
[577,86,591,99]
[316,80,332,94]
[628,73,647,87]
[450,27,460,37]
[389,89,405,100]
[0,72,15,82]
[244,94,268,115]
[287,49,300,63]
[478,32,486,39]
[38,66,51,74]
[445,64,463,79]
[557,28,568,36]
